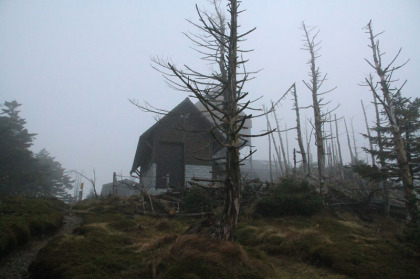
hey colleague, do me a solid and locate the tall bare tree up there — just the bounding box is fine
[363,20,417,222]
[143,1,267,240]
[301,22,336,194]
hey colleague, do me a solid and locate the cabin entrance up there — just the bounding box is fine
[156,142,185,189]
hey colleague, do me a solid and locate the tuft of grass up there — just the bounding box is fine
[0,196,65,257]
[157,234,272,279]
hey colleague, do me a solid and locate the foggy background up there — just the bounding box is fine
[1,0,419,197]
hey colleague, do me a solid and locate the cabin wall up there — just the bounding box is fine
[141,163,156,190]
[185,165,212,186]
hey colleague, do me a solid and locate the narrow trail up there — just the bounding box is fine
[0,213,82,279]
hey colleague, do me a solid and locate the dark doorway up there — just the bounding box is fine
[156,142,185,189]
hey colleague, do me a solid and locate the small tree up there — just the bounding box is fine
[33,149,73,198]
[0,100,36,195]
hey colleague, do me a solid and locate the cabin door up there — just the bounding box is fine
[156,142,185,189]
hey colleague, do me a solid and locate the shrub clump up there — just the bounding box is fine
[255,178,323,217]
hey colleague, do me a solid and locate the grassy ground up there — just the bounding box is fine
[0,196,66,257]
[29,196,420,278]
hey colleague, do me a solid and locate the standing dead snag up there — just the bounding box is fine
[291,83,308,176]
[363,20,416,222]
[271,105,289,176]
[71,169,98,199]
[344,117,355,165]
[301,22,336,195]
[334,115,344,180]
[361,100,376,167]
[146,1,267,241]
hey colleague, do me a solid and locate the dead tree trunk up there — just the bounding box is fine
[361,100,376,167]
[334,115,345,180]
[351,118,358,163]
[364,21,415,221]
[372,90,390,214]
[268,119,274,183]
[148,0,263,240]
[272,107,289,176]
[265,106,283,176]
[302,23,330,194]
[344,118,355,165]
[291,83,308,176]
[329,114,337,176]
[285,123,291,169]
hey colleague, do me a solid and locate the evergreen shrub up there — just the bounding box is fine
[256,178,323,217]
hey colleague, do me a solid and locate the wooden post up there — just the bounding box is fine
[113,172,117,196]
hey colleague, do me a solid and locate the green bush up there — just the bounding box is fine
[255,178,323,217]
[181,187,213,213]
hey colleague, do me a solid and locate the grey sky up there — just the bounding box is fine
[1,1,419,196]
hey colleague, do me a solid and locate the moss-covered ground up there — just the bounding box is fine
[0,196,66,257]
[28,196,420,278]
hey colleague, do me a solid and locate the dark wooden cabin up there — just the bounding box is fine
[130,98,222,194]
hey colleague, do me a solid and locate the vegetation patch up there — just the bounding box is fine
[157,234,271,279]
[235,213,420,278]
[180,187,213,213]
[0,196,65,257]
[28,196,420,278]
[255,178,323,217]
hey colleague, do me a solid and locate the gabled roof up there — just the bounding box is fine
[131,98,220,174]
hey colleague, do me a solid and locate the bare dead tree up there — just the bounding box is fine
[71,169,97,199]
[134,1,269,240]
[362,20,416,221]
[301,22,337,195]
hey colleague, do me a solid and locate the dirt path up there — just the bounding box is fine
[0,213,82,279]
